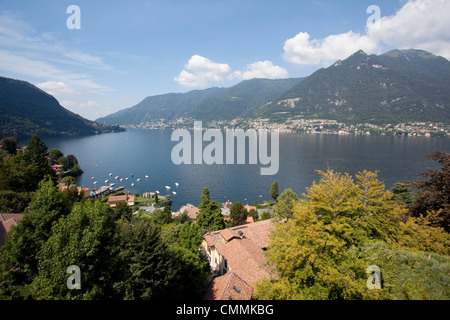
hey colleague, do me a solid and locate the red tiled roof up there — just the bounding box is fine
[203,272,253,300]
[202,219,275,300]
[107,195,127,203]
[0,213,23,247]
[174,204,199,220]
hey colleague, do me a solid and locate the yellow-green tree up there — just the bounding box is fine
[255,170,405,300]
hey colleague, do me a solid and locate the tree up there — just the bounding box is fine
[270,180,279,201]
[248,208,258,221]
[391,182,415,206]
[29,201,124,300]
[24,135,55,186]
[61,176,76,186]
[229,201,248,227]
[160,221,211,299]
[118,218,178,300]
[254,170,407,300]
[0,177,71,299]
[409,151,449,232]
[196,187,225,231]
[112,201,132,222]
[152,205,172,226]
[273,188,299,220]
[48,148,63,160]
[1,137,17,155]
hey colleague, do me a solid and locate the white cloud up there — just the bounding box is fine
[175,55,288,87]
[36,81,79,96]
[174,55,231,87]
[368,0,450,59]
[283,31,381,67]
[232,60,289,80]
[283,0,450,68]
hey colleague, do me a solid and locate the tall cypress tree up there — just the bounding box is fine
[196,187,225,232]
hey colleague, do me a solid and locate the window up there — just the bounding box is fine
[233,286,241,295]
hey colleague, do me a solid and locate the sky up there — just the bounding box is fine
[0,0,449,120]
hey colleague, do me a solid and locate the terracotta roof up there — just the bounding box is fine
[244,205,257,212]
[203,272,253,300]
[0,213,23,246]
[174,204,199,220]
[202,219,275,299]
[204,219,273,250]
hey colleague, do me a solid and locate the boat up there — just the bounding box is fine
[91,177,95,180]
[120,178,123,182]
[115,176,119,180]
[105,180,108,183]
[109,173,112,176]
[93,181,97,185]
[156,190,160,194]
[172,191,177,195]
[165,186,171,189]
[125,177,128,181]
[137,178,141,182]
[131,183,134,187]
[175,182,179,186]
[145,175,149,179]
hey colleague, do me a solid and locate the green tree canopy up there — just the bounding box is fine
[229,201,248,227]
[196,187,225,232]
[29,200,124,300]
[273,188,299,220]
[270,180,279,201]
[0,177,71,299]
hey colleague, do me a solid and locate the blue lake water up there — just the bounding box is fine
[44,129,450,211]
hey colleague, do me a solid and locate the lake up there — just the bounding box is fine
[44,129,450,211]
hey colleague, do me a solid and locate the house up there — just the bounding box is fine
[107,194,135,207]
[0,213,23,247]
[51,164,64,173]
[202,219,274,300]
[59,186,91,198]
[173,204,199,221]
[244,205,257,213]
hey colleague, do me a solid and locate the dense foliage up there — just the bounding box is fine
[0,179,210,300]
[254,168,450,300]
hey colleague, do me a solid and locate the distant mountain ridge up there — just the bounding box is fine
[0,76,123,141]
[253,49,450,124]
[96,78,304,125]
[97,49,450,127]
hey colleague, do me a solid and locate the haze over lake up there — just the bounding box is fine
[44,129,450,211]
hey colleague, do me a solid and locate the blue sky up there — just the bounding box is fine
[0,0,449,120]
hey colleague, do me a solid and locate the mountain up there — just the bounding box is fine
[96,78,304,125]
[253,49,450,124]
[0,76,123,141]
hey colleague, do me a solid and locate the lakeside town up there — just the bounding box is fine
[126,117,450,137]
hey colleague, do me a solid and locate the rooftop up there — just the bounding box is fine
[0,213,23,247]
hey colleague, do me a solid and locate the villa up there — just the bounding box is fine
[107,194,135,207]
[202,219,274,300]
[173,204,199,221]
